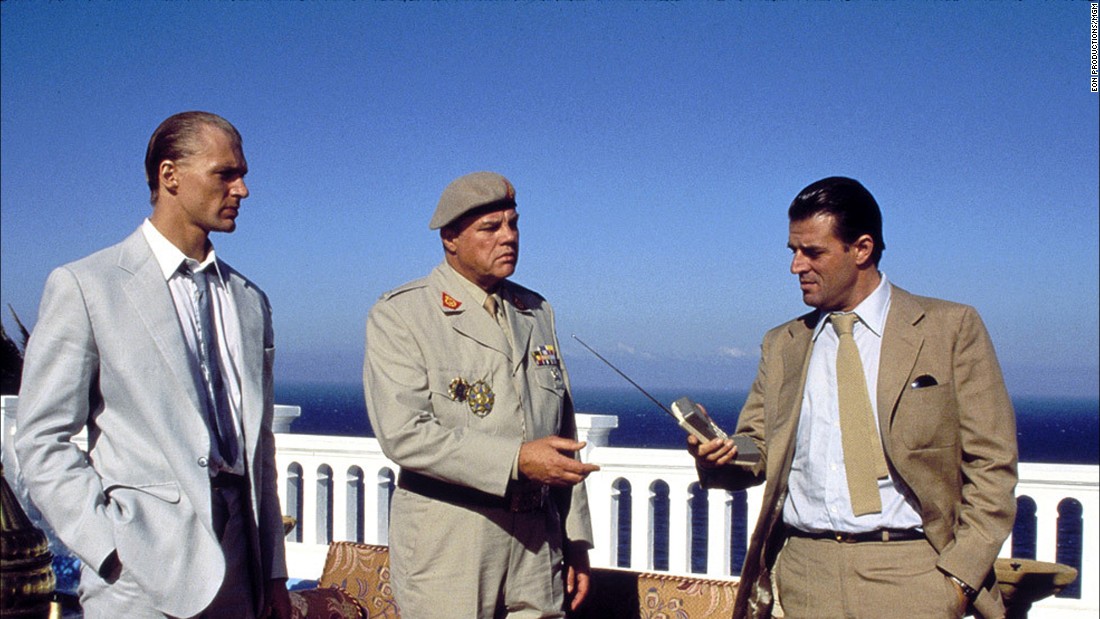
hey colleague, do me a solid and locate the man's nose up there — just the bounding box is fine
[790,253,806,274]
[232,178,249,199]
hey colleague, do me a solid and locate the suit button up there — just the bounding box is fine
[197,456,209,468]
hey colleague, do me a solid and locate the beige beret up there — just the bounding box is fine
[429,171,517,230]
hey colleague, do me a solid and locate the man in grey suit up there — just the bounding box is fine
[364,171,599,618]
[689,177,1018,619]
[15,111,291,618]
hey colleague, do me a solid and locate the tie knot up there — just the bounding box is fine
[181,261,209,280]
[483,294,499,317]
[831,312,858,336]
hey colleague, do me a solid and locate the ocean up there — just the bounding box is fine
[276,382,1100,464]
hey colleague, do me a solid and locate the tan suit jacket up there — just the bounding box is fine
[14,228,287,617]
[704,286,1018,619]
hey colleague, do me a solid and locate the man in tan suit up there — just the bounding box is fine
[690,177,1017,619]
[363,171,598,618]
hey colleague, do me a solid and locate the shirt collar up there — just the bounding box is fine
[141,219,220,281]
[441,261,495,308]
[812,272,892,340]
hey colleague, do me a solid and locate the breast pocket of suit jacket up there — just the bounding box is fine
[896,381,959,450]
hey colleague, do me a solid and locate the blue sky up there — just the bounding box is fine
[2,2,1097,399]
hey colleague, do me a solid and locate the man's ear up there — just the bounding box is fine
[440,228,458,254]
[853,234,875,267]
[159,160,180,195]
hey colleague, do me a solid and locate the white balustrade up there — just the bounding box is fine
[271,414,1100,619]
[1,397,1096,617]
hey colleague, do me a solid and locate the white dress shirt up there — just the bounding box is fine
[783,273,923,533]
[141,219,245,475]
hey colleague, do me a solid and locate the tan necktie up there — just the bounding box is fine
[832,312,888,516]
[483,294,512,339]
[483,294,500,321]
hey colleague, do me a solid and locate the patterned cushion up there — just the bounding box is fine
[317,542,401,619]
[310,542,739,619]
[289,587,365,619]
[574,567,739,619]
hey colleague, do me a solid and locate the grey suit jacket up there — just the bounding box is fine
[704,286,1018,619]
[14,227,287,617]
[363,263,593,546]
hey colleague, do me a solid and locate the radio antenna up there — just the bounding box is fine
[571,334,676,420]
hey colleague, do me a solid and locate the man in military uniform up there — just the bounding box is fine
[363,171,598,618]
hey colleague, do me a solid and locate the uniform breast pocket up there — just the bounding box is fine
[428,368,489,426]
[535,367,566,399]
[532,368,567,433]
[897,382,959,450]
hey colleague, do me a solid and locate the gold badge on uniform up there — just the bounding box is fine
[448,377,470,402]
[467,380,495,417]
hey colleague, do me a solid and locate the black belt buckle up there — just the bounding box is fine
[508,482,548,513]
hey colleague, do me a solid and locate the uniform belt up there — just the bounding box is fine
[397,470,548,513]
[788,528,925,543]
[210,471,248,489]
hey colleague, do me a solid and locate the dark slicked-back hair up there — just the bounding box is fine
[788,176,886,266]
[144,111,242,205]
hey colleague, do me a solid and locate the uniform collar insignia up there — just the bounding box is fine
[441,292,462,311]
[510,292,528,311]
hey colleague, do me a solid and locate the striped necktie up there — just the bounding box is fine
[189,266,238,466]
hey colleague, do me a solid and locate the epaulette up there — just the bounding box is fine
[379,278,429,302]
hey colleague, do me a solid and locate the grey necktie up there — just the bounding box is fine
[189,266,238,466]
[831,312,888,516]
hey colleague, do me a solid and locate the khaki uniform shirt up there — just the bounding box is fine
[363,262,593,546]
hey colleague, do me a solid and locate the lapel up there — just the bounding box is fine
[117,229,207,422]
[877,286,925,442]
[225,263,265,451]
[771,314,817,479]
[431,265,512,359]
[499,283,534,375]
